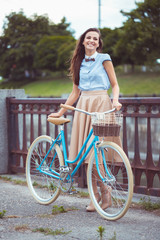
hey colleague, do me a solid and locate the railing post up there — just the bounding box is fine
[122,105,128,156]
[6,97,14,173]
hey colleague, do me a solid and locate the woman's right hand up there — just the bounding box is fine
[48,112,61,118]
[113,101,122,111]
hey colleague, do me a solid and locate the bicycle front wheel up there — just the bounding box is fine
[26,135,64,205]
[87,141,133,221]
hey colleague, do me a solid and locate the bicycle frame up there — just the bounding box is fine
[38,106,117,182]
[37,123,113,183]
[59,125,98,178]
[49,125,113,182]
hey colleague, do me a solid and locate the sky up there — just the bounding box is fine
[0,0,142,39]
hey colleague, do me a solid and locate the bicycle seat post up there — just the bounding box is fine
[60,124,64,131]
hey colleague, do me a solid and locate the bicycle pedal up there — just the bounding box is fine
[60,166,72,173]
[69,188,77,195]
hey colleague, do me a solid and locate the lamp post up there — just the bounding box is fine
[98,0,101,29]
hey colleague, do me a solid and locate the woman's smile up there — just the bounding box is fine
[83,31,99,54]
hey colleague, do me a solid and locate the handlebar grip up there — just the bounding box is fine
[60,104,75,111]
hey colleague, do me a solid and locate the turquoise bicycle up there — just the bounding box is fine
[26,104,133,221]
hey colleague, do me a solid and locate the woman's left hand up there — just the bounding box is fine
[113,100,122,111]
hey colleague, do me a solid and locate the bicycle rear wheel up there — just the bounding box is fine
[87,141,133,221]
[26,135,64,205]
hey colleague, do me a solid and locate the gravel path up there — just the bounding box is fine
[0,175,160,240]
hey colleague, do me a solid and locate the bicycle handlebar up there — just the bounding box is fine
[60,104,116,116]
[60,104,75,111]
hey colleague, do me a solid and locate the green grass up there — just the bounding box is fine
[23,78,73,97]
[20,72,160,97]
[118,72,160,96]
[0,176,26,186]
[0,210,6,219]
[139,197,160,211]
[77,190,89,198]
[52,205,78,215]
[97,226,106,240]
[0,71,160,97]
[52,205,67,215]
[32,227,71,236]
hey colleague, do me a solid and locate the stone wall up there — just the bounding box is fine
[0,89,27,173]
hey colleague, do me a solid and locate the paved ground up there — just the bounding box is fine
[0,174,160,240]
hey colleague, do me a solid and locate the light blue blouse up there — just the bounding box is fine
[78,52,112,91]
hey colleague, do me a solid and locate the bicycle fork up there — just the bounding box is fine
[94,142,116,185]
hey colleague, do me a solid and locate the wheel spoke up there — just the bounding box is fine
[26,136,64,205]
[87,141,133,221]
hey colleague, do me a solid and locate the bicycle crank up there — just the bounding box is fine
[59,166,73,193]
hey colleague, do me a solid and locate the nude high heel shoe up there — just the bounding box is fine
[101,186,112,210]
[86,192,101,212]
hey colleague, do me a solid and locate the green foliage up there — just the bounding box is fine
[0,176,12,181]
[101,0,160,67]
[97,226,105,240]
[52,205,67,215]
[33,181,38,186]
[56,40,76,70]
[50,17,74,36]
[101,28,122,66]
[51,205,78,215]
[96,226,117,240]
[0,210,6,219]
[139,197,160,211]
[0,175,26,185]
[0,11,74,81]
[32,227,71,236]
[34,35,75,71]
[77,191,89,198]
[12,179,26,185]
[118,0,160,65]
[49,182,57,191]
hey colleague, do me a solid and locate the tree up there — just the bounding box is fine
[56,40,76,70]
[0,11,74,81]
[50,17,74,36]
[116,0,160,67]
[113,24,141,71]
[101,28,122,66]
[34,35,75,71]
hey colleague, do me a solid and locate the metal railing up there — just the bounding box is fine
[6,97,160,196]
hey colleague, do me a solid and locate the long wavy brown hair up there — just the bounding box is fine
[69,28,103,86]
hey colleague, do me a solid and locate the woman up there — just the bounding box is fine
[49,28,122,211]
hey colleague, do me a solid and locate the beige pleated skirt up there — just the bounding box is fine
[69,90,122,163]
